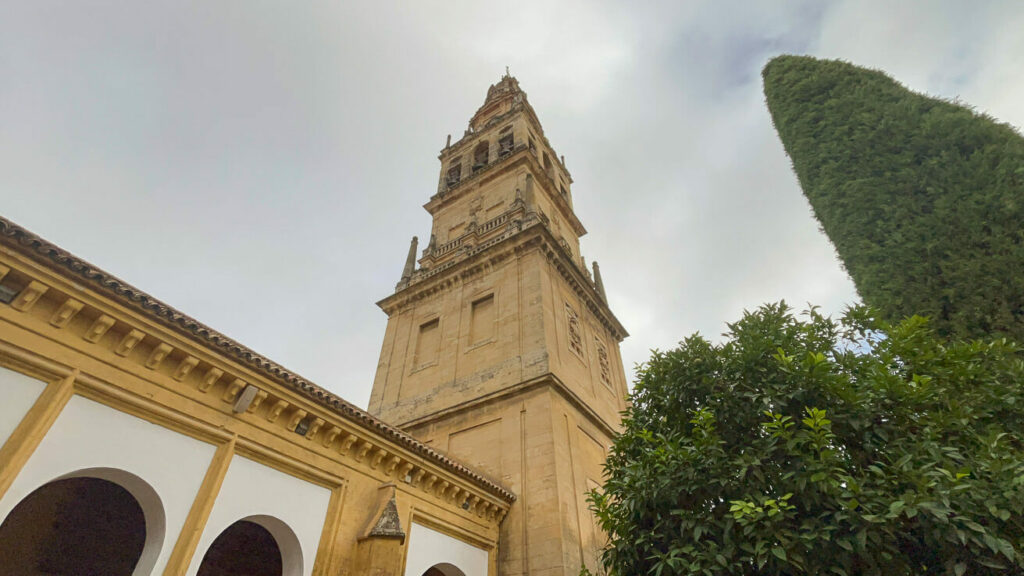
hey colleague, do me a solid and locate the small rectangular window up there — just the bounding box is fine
[470,294,495,345]
[415,319,440,367]
[595,337,612,387]
[566,303,584,358]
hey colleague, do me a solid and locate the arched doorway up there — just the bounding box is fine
[423,563,467,576]
[195,515,302,576]
[0,473,156,576]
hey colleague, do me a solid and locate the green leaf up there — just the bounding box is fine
[763,55,1024,343]
[977,557,1007,569]
[996,538,1016,562]
[964,520,986,533]
[590,292,1024,575]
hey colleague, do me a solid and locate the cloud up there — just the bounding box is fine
[0,1,1018,407]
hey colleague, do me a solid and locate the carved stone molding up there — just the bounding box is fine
[145,343,173,370]
[49,298,83,328]
[84,315,115,343]
[11,280,48,312]
[173,356,199,381]
[0,232,517,516]
[115,329,145,357]
[198,367,223,393]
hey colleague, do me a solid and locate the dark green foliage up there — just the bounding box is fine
[762,55,1024,342]
[590,303,1024,575]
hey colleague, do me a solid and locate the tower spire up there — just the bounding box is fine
[371,76,628,576]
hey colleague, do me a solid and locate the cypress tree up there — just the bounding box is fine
[763,55,1024,341]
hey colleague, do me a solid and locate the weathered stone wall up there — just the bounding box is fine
[0,229,509,576]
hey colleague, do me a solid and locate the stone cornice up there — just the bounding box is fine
[425,150,586,239]
[395,372,621,440]
[522,151,585,235]
[377,222,627,342]
[535,228,629,341]
[438,97,572,183]
[424,148,528,215]
[0,215,515,511]
[441,106,524,160]
[419,200,527,268]
[379,230,523,313]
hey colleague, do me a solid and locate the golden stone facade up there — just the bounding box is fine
[370,75,628,576]
[0,215,511,576]
[0,75,625,576]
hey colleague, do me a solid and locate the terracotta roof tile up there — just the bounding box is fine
[0,215,515,503]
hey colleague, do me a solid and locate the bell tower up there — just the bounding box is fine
[369,74,628,576]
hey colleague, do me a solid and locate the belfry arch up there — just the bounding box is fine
[0,467,164,576]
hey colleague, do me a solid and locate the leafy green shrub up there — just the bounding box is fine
[591,303,1024,575]
[763,55,1024,342]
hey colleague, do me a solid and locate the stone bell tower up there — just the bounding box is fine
[369,74,628,576]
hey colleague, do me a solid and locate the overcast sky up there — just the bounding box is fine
[3,1,1022,408]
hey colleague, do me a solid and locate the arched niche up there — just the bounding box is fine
[473,141,490,171]
[195,514,303,576]
[423,562,468,576]
[0,467,165,576]
[403,522,488,576]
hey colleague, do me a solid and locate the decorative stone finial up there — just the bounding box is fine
[397,236,418,290]
[360,483,406,543]
[593,261,607,302]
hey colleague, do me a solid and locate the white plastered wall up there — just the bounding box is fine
[0,366,46,447]
[186,454,332,576]
[0,393,217,575]
[404,522,489,576]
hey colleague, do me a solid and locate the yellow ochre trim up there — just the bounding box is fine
[162,435,236,576]
[0,368,77,500]
[312,484,348,576]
